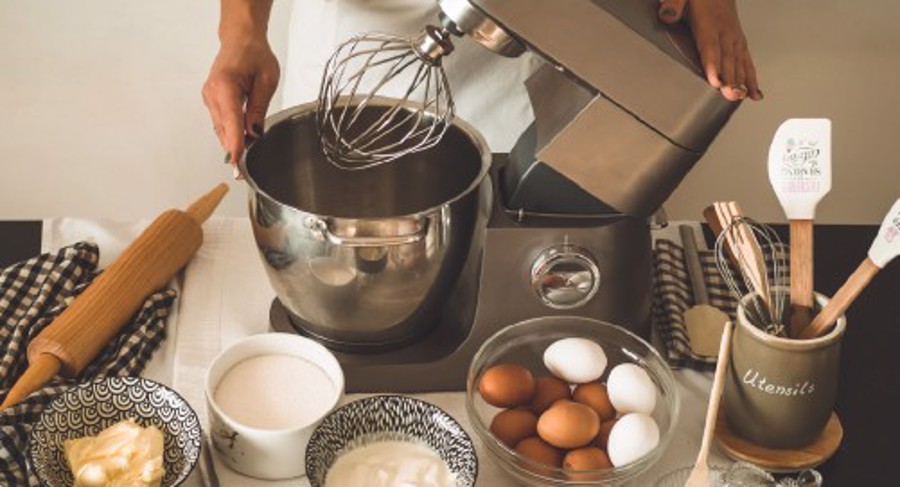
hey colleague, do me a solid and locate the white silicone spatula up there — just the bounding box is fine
[680,225,729,357]
[799,198,900,339]
[768,118,832,337]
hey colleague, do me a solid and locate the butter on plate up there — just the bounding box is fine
[64,418,164,487]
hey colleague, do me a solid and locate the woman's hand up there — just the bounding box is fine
[202,30,279,174]
[659,0,762,101]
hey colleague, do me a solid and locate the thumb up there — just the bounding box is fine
[658,0,687,24]
[245,74,278,138]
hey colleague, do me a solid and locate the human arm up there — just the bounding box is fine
[659,0,762,101]
[202,0,280,173]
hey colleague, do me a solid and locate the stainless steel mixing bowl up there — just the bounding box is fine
[241,99,492,351]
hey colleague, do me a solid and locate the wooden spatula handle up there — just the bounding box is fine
[799,258,880,339]
[789,219,815,337]
[705,202,772,310]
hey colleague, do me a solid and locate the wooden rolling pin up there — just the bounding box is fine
[1,183,229,410]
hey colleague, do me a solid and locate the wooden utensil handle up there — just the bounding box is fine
[726,202,771,309]
[706,202,772,310]
[697,321,735,466]
[800,258,880,339]
[680,225,710,305]
[789,219,815,337]
[703,205,732,264]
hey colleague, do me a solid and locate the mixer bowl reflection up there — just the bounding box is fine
[241,99,492,351]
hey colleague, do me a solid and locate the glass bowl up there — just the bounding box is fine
[466,316,680,486]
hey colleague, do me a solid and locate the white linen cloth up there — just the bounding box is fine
[281,0,540,152]
[41,217,729,486]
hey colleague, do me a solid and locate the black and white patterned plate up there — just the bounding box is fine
[28,376,202,487]
[305,395,478,487]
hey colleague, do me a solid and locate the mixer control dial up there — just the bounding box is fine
[530,245,600,310]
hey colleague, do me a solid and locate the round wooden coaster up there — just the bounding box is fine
[714,408,843,473]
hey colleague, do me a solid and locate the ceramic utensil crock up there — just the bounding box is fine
[723,290,845,449]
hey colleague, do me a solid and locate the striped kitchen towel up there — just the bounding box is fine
[0,242,176,486]
[652,238,789,371]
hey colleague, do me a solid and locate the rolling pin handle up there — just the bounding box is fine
[185,183,230,224]
[1,353,61,411]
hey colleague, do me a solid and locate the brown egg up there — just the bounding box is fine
[563,447,612,481]
[478,364,535,408]
[515,436,564,470]
[593,418,618,449]
[490,408,538,448]
[573,382,616,421]
[529,376,571,415]
[536,400,601,449]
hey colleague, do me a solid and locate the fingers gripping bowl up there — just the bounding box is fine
[466,316,679,486]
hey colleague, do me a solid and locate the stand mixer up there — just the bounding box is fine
[250,0,740,392]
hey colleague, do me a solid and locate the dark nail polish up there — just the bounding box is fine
[660,6,677,17]
[224,152,231,165]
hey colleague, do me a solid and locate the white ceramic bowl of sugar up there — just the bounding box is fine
[205,333,344,480]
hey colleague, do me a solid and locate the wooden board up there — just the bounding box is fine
[715,408,842,473]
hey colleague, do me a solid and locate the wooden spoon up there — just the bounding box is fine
[799,198,900,339]
[684,321,735,487]
[680,225,729,357]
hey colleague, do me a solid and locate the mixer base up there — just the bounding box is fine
[268,162,653,393]
[270,297,503,393]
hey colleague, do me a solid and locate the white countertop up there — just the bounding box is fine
[41,217,727,487]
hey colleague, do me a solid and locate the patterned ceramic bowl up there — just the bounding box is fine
[305,395,478,487]
[29,376,202,487]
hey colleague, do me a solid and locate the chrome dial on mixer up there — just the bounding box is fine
[530,244,600,310]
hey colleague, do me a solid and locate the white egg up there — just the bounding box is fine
[607,363,657,414]
[607,413,660,467]
[543,338,608,384]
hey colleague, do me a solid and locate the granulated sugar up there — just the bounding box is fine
[214,354,337,430]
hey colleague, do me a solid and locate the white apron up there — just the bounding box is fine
[281,0,539,152]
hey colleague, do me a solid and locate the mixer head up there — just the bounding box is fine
[317,26,456,170]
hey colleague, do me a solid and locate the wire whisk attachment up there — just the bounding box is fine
[317,25,456,170]
[713,217,789,336]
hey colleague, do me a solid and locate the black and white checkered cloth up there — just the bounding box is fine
[652,237,789,371]
[0,242,176,486]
